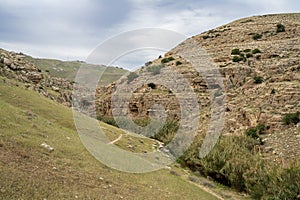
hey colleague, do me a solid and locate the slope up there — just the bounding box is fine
[0,76,218,199]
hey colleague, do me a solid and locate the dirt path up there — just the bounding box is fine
[108,134,123,144]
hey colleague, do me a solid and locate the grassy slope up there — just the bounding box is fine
[0,76,217,200]
[24,56,128,86]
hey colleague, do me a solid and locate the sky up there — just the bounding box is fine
[0,0,299,69]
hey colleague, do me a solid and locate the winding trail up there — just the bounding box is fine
[108,134,123,144]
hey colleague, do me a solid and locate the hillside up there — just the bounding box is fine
[0,13,299,199]
[0,76,225,199]
[98,13,300,161]
[96,13,300,198]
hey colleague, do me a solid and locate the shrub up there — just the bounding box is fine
[253,76,263,84]
[252,48,261,54]
[147,64,164,75]
[127,72,138,83]
[203,35,210,39]
[243,49,251,53]
[161,57,175,64]
[176,61,183,66]
[147,82,156,89]
[244,124,266,144]
[145,61,152,66]
[276,23,286,33]
[252,33,262,40]
[246,53,253,58]
[232,56,244,62]
[282,112,300,125]
[231,48,241,55]
[271,88,276,94]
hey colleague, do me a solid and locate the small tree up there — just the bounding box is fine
[276,23,285,33]
[252,34,262,40]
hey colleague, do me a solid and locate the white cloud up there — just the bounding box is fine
[0,0,299,66]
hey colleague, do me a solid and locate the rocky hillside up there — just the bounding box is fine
[0,49,73,106]
[97,13,300,162]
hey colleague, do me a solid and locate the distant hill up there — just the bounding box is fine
[24,56,128,86]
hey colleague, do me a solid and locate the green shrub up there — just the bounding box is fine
[246,53,253,58]
[231,48,241,55]
[127,72,138,83]
[252,33,262,40]
[252,48,261,54]
[176,61,182,66]
[243,49,251,53]
[232,56,244,62]
[161,57,175,64]
[147,64,164,75]
[276,23,286,33]
[253,76,263,84]
[271,88,276,94]
[282,112,300,125]
[203,35,210,39]
[245,123,266,144]
[147,82,156,89]
[145,61,152,66]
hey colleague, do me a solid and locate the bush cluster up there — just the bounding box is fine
[231,48,261,62]
[161,57,175,64]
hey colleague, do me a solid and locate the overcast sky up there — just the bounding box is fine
[0,0,299,69]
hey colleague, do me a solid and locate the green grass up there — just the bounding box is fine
[24,56,127,86]
[0,76,218,199]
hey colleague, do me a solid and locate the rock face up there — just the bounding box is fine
[97,13,300,161]
[0,50,73,106]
